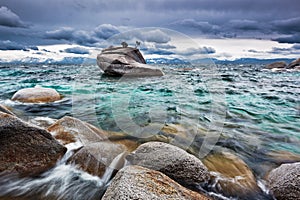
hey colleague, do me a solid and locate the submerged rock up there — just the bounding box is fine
[97,47,164,76]
[267,162,300,200]
[265,61,287,69]
[11,86,61,103]
[67,141,127,177]
[102,165,211,200]
[126,142,210,190]
[203,151,259,198]
[47,116,109,145]
[0,112,66,176]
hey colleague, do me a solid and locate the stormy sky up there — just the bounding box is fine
[0,0,300,60]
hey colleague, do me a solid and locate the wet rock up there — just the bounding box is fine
[287,58,300,69]
[47,116,108,145]
[0,105,15,116]
[126,142,210,190]
[11,86,61,103]
[203,151,259,198]
[67,141,127,177]
[267,162,300,200]
[265,61,287,69]
[102,165,211,200]
[29,117,57,129]
[0,112,66,176]
[97,47,164,76]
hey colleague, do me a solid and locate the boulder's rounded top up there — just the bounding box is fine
[11,87,61,103]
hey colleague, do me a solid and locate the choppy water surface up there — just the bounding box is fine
[0,63,299,199]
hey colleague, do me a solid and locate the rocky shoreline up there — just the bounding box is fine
[0,87,300,199]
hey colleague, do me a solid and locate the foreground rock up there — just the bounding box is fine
[267,162,300,200]
[102,165,211,200]
[67,141,127,177]
[11,86,61,103]
[97,47,164,76]
[126,142,210,189]
[203,151,260,198]
[0,112,66,176]
[47,116,109,145]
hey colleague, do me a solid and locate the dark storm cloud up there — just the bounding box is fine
[170,19,220,34]
[0,6,28,28]
[0,0,300,47]
[63,47,90,54]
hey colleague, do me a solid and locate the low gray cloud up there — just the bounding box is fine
[94,24,120,39]
[63,47,90,54]
[0,6,27,28]
[178,46,216,56]
[292,44,300,49]
[170,19,220,34]
[142,48,175,55]
[0,40,37,50]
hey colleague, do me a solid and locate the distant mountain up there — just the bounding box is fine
[146,58,190,64]
[0,57,96,65]
[213,58,296,65]
[0,56,296,66]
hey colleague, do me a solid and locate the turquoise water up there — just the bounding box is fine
[0,63,299,199]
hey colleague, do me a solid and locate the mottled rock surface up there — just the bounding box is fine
[0,112,66,176]
[11,87,61,103]
[97,47,164,76]
[267,162,300,200]
[102,165,211,200]
[126,142,210,189]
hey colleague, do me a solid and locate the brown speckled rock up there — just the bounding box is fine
[0,112,66,176]
[101,165,211,200]
[267,162,300,200]
[126,142,210,189]
[12,87,61,103]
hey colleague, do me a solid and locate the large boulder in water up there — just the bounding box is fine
[267,162,300,200]
[102,165,211,200]
[126,142,210,190]
[0,112,66,176]
[287,58,300,69]
[265,61,287,69]
[97,47,164,76]
[11,86,61,103]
